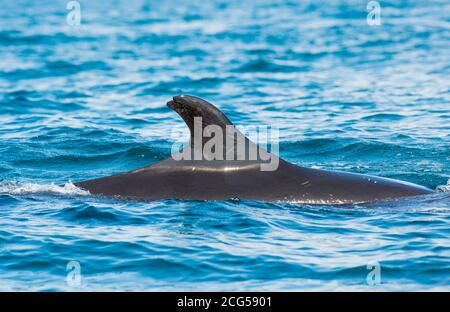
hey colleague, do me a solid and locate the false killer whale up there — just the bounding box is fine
[75,95,433,204]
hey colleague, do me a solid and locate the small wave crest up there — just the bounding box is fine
[0,181,90,196]
[436,179,450,193]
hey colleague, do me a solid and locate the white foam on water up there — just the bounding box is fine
[436,179,450,193]
[0,180,90,196]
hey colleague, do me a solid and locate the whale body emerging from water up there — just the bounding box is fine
[75,95,433,204]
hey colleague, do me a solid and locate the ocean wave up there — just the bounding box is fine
[0,0,449,292]
[0,181,89,196]
[436,179,450,193]
[233,59,308,73]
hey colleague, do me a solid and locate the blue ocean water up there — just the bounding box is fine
[0,0,449,291]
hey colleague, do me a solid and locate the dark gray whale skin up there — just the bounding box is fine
[75,95,433,204]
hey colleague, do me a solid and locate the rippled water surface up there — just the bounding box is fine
[0,0,449,291]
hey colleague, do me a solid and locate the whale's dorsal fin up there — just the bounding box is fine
[167,95,274,164]
[167,95,233,136]
[167,95,243,160]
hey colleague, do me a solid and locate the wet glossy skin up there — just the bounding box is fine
[75,95,433,204]
[75,158,432,204]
